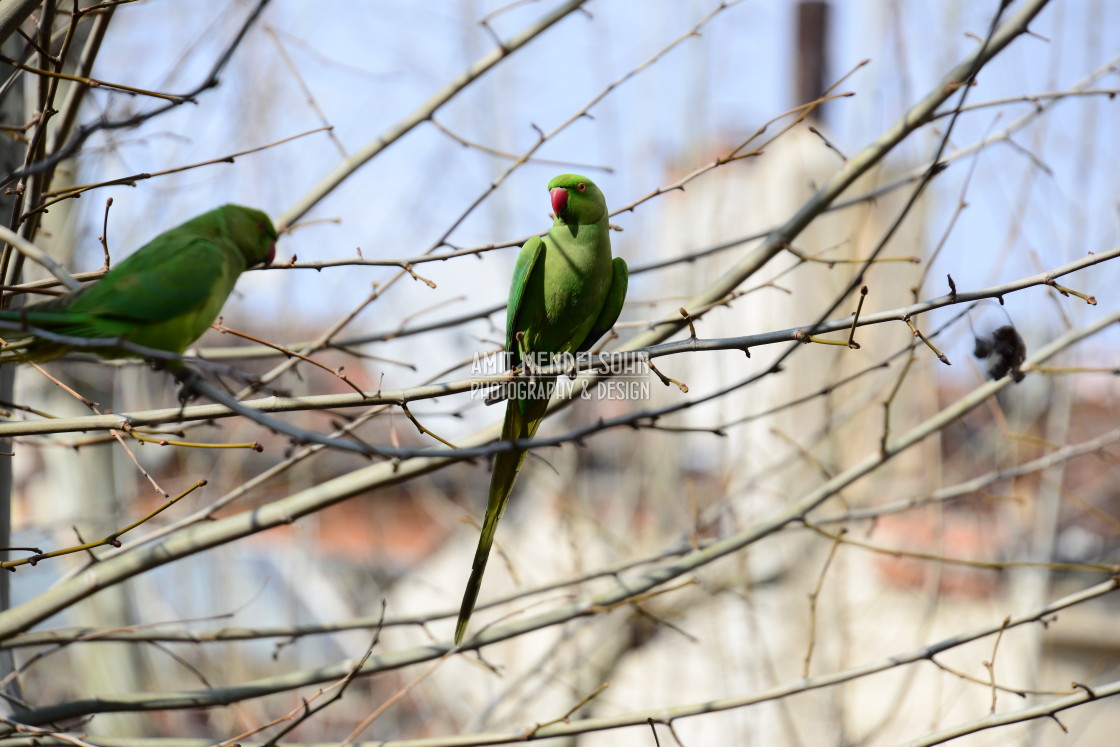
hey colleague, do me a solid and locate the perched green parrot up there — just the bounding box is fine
[455,174,628,644]
[0,204,276,362]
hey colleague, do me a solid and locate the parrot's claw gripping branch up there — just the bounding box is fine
[515,331,539,382]
[171,366,206,407]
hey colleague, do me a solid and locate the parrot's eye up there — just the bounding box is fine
[256,221,267,233]
[576,182,587,193]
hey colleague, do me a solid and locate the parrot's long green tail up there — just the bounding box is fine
[455,394,549,644]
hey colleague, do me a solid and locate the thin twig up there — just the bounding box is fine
[1,481,207,569]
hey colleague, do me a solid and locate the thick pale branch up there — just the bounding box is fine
[902,677,1120,747]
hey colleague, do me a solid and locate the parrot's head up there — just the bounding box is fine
[548,174,607,226]
[223,205,278,268]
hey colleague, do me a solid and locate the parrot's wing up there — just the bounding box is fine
[505,235,543,364]
[577,256,628,353]
[65,236,238,329]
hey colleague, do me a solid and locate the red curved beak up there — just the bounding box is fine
[264,242,276,267]
[550,187,568,216]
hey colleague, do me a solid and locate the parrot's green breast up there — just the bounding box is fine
[523,222,613,355]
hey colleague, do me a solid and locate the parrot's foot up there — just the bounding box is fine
[176,384,198,407]
[167,364,201,406]
[514,332,539,382]
[146,356,188,373]
[562,355,578,379]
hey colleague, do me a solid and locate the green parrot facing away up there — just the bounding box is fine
[0,204,277,363]
[455,174,628,644]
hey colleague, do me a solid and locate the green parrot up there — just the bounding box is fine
[455,174,628,644]
[0,204,276,362]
